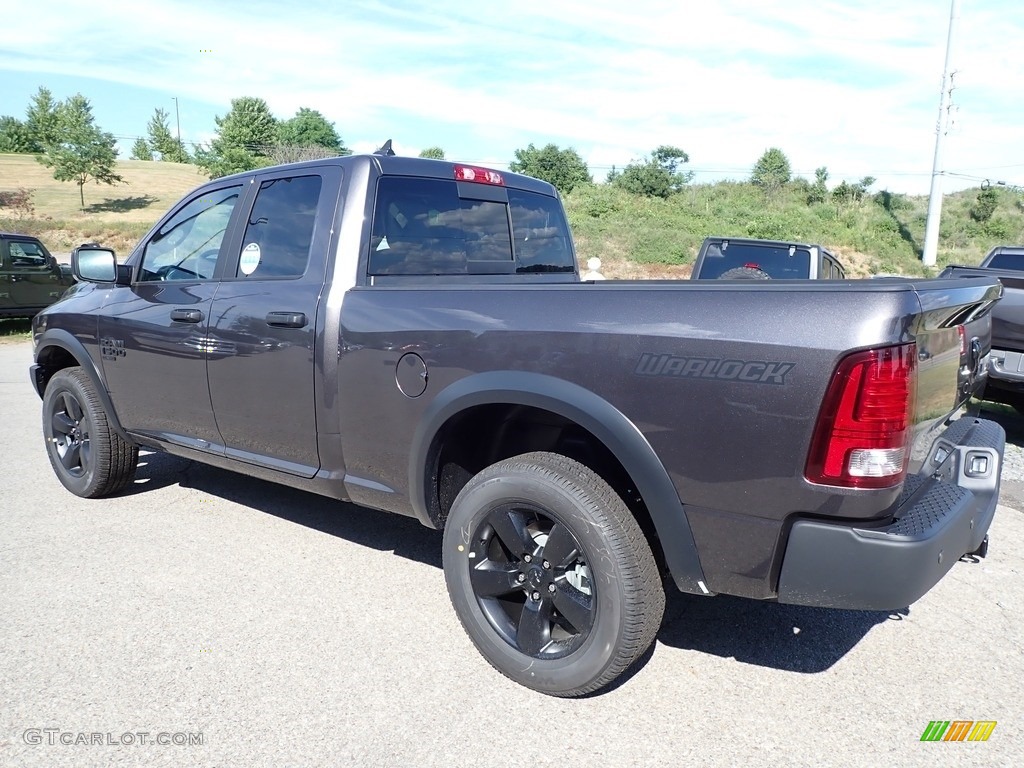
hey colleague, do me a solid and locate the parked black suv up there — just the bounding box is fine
[690,236,846,280]
[1,233,75,318]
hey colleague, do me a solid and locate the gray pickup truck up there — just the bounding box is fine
[30,153,1005,696]
[942,245,1024,410]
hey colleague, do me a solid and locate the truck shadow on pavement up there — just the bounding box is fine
[129,450,912,677]
[130,451,444,568]
[657,591,908,674]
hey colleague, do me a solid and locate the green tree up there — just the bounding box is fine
[277,107,347,153]
[0,116,36,153]
[509,143,591,193]
[24,86,60,152]
[970,185,999,223]
[418,146,445,160]
[36,94,123,209]
[197,96,278,179]
[147,107,188,162]
[266,144,345,165]
[130,137,153,160]
[751,147,792,195]
[194,144,268,179]
[832,176,876,212]
[807,166,829,205]
[613,145,693,198]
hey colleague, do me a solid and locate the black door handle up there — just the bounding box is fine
[266,311,307,328]
[170,308,203,323]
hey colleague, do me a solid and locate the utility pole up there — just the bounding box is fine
[922,0,960,267]
[173,97,182,161]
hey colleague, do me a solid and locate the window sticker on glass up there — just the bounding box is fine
[240,243,261,275]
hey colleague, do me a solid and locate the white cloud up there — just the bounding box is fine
[1,0,1022,193]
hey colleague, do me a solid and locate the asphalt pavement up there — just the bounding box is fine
[1,340,1021,767]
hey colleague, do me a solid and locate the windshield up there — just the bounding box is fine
[698,243,812,279]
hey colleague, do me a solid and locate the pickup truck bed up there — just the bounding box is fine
[30,153,1006,696]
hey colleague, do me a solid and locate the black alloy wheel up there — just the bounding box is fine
[468,501,596,658]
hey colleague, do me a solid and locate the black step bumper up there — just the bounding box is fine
[777,417,1004,610]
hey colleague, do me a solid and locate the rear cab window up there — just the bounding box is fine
[986,252,1024,270]
[367,177,575,277]
[699,243,812,279]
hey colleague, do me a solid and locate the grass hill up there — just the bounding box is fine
[1,153,1022,275]
[0,154,205,254]
[564,180,1024,279]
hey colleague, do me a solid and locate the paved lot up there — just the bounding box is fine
[1,340,1022,767]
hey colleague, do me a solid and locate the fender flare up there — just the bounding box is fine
[32,328,130,441]
[410,371,710,595]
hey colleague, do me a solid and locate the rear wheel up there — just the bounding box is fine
[42,367,138,498]
[442,451,664,697]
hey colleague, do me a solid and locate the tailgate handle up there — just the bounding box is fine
[170,308,203,323]
[266,311,307,328]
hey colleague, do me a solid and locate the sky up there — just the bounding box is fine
[1,0,1023,195]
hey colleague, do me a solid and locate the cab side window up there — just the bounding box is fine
[235,175,323,279]
[139,186,242,282]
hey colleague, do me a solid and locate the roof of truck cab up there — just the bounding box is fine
[701,236,835,257]
[210,154,559,197]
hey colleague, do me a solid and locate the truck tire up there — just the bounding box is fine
[42,367,138,498]
[442,451,665,697]
[718,266,771,280]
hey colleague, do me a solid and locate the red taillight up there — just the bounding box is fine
[958,325,966,356]
[454,165,504,185]
[805,343,917,489]
[743,262,760,269]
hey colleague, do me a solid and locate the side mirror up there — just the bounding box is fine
[72,246,117,283]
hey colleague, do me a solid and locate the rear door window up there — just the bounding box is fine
[235,174,323,279]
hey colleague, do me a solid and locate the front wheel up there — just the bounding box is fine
[442,451,665,697]
[42,367,138,498]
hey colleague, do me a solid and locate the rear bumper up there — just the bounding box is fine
[988,348,1024,387]
[777,416,1004,610]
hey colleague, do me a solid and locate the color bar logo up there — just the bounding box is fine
[920,720,996,742]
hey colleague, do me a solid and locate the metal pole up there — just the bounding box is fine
[173,97,182,161]
[922,0,959,267]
